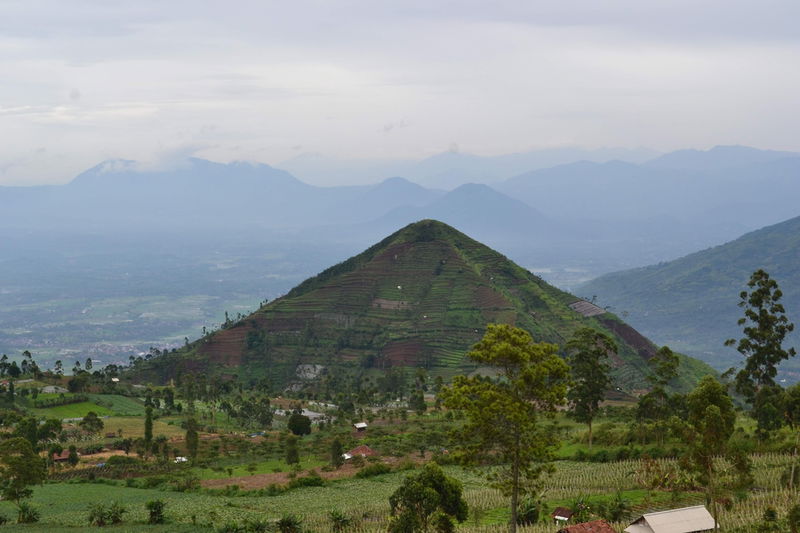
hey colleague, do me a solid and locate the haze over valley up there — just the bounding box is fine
[2,144,800,379]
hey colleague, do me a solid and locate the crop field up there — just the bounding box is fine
[0,455,795,532]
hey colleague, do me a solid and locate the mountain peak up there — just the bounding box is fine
[131,221,713,391]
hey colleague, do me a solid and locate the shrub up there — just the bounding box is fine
[106,455,141,466]
[276,514,302,533]
[0,513,8,525]
[355,463,392,478]
[87,501,126,526]
[288,471,325,489]
[145,499,166,524]
[169,474,201,492]
[106,502,126,524]
[17,502,40,524]
[328,509,353,533]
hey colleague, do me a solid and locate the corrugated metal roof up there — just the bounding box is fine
[624,505,715,533]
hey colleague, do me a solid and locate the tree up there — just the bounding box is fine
[330,438,344,469]
[388,462,468,533]
[566,327,616,448]
[185,418,199,461]
[143,407,153,453]
[680,376,750,531]
[67,445,79,467]
[285,434,300,465]
[79,411,104,434]
[441,324,569,533]
[635,346,682,445]
[287,413,311,436]
[726,269,796,400]
[0,438,47,518]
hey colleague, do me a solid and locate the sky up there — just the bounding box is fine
[1,0,800,185]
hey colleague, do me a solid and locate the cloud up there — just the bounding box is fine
[1,1,799,185]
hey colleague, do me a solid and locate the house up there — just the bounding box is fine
[551,507,575,523]
[624,505,715,533]
[353,422,368,431]
[342,445,377,460]
[558,520,617,533]
[52,450,75,463]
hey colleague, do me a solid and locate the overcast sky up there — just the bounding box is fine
[2,0,799,185]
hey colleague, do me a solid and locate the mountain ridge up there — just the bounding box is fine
[578,214,800,380]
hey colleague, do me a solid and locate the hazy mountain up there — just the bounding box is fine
[368,183,560,245]
[278,147,661,188]
[578,214,800,381]
[645,145,799,172]
[497,147,800,254]
[131,220,713,391]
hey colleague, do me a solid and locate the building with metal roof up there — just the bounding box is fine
[624,505,715,533]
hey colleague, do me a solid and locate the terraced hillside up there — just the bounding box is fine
[132,220,712,390]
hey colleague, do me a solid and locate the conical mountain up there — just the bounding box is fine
[133,220,712,390]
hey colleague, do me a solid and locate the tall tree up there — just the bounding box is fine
[681,376,750,531]
[330,438,344,469]
[726,269,796,400]
[143,407,153,454]
[566,327,616,449]
[285,434,300,465]
[442,324,569,533]
[185,417,199,461]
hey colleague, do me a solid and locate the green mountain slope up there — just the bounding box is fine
[579,214,800,379]
[133,220,712,390]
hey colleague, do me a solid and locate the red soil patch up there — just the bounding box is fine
[382,340,423,366]
[474,285,512,308]
[598,317,657,361]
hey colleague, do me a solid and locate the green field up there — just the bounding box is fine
[0,456,793,532]
[31,402,114,419]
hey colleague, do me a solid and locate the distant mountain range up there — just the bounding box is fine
[3,144,798,278]
[578,214,800,380]
[130,220,713,391]
[278,146,661,188]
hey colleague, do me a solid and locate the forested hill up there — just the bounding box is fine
[129,220,713,391]
[579,214,800,380]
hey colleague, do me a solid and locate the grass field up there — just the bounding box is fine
[102,416,186,440]
[31,401,114,419]
[86,394,147,416]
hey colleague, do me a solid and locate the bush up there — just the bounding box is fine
[276,514,302,533]
[106,455,141,466]
[145,499,166,524]
[0,513,8,525]
[169,474,201,492]
[81,444,105,455]
[87,501,126,526]
[355,463,392,478]
[17,502,40,524]
[288,471,325,489]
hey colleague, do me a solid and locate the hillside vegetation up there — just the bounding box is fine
[131,220,712,391]
[579,214,800,379]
